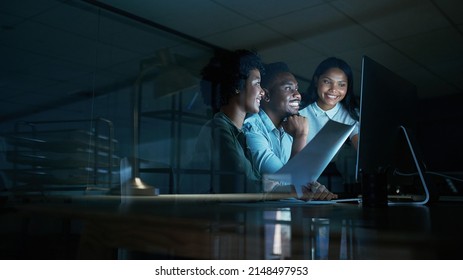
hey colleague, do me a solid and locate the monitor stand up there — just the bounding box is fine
[389,125,431,205]
[360,125,432,206]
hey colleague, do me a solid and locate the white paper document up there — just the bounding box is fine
[265,119,355,197]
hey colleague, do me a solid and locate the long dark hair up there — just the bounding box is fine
[303,57,359,121]
[200,49,264,113]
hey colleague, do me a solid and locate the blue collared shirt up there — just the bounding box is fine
[243,110,293,175]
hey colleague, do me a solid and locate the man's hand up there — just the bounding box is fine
[281,114,308,139]
[282,114,308,159]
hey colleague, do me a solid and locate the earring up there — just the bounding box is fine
[263,89,270,102]
[235,89,240,95]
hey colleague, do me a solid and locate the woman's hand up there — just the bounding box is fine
[300,181,338,201]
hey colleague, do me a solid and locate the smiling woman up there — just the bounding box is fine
[181,49,265,194]
[300,57,360,150]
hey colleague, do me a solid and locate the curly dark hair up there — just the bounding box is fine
[303,57,359,121]
[200,49,264,113]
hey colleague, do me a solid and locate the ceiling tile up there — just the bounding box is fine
[34,2,186,55]
[434,0,463,25]
[300,24,381,55]
[100,0,252,38]
[259,42,320,66]
[262,3,350,40]
[214,0,324,20]
[32,2,100,39]
[390,27,463,65]
[1,0,462,125]
[0,0,58,18]
[1,73,56,92]
[0,45,48,75]
[204,23,283,50]
[333,0,449,40]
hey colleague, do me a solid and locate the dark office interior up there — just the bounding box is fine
[1,0,463,260]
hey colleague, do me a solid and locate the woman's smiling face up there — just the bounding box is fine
[242,68,264,114]
[315,67,348,111]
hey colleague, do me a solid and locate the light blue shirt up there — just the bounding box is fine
[299,102,359,144]
[243,110,292,175]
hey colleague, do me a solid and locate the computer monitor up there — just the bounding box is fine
[356,56,431,204]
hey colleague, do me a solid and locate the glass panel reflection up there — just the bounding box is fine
[264,208,357,260]
[264,208,291,259]
[310,218,330,259]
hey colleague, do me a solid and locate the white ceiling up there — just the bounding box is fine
[1,0,462,123]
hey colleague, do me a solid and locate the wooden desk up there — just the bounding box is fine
[3,194,463,259]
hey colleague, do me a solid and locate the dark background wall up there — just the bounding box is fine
[417,93,463,172]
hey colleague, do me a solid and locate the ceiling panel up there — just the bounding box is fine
[434,0,463,25]
[258,42,321,67]
[32,2,100,39]
[214,0,325,20]
[300,24,381,54]
[204,23,282,50]
[1,73,57,93]
[262,3,351,40]
[359,2,448,41]
[332,0,448,40]
[0,45,49,76]
[1,0,462,125]
[0,0,58,18]
[391,27,463,65]
[99,0,252,38]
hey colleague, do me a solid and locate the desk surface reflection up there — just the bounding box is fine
[9,194,463,260]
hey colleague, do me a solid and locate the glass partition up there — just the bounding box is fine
[0,0,217,195]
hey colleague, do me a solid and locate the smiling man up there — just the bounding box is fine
[243,62,308,175]
[243,62,337,200]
